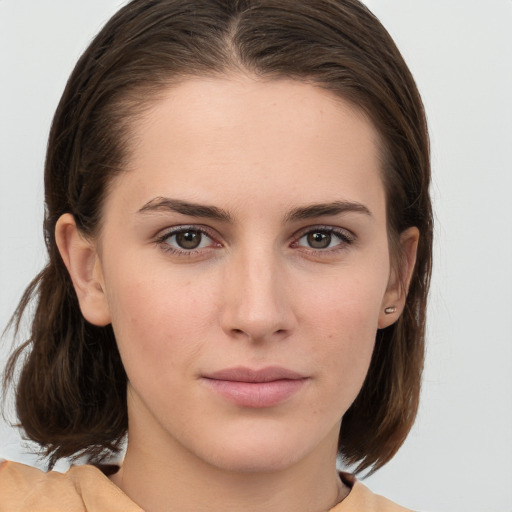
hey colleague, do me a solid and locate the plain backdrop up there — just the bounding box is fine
[1,1,511,511]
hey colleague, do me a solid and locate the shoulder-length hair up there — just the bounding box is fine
[4,0,432,473]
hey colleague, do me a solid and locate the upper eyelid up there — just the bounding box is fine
[292,224,356,241]
[155,224,218,241]
[153,224,356,248]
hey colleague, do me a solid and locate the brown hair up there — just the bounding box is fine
[4,0,432,473]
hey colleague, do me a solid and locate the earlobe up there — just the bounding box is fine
[378,226,419,329]
[55,213,111,326]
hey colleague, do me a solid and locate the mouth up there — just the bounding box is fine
[201,366,309,408]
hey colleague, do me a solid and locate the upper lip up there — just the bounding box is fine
[203,366,306,383]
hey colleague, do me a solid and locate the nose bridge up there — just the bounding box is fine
[221,244,294,341]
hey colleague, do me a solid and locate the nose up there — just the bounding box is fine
[219,247,297,342]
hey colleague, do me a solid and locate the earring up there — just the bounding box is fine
[384,306,397,314]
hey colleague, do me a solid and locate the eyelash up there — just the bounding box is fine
[155,225,356,257]
[155,226,220,257]
[291,225,355,255]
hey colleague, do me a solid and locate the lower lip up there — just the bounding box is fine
[203,378,307,408]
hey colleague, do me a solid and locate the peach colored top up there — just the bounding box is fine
[0,460,411,511]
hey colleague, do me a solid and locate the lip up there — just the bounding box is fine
[202,366,308,408]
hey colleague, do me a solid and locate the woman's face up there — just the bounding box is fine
[85,76,405,472]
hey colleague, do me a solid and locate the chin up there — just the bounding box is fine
[185,424,331,475]
[203,445,305,474]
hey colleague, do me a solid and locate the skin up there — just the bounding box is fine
[56,75,418,512]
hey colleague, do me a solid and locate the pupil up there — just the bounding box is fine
[176,231,201,249]
[307,231,331,249]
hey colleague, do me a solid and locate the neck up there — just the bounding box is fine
[110,416,349,512]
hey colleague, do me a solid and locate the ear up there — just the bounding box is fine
[55,213,111,326]
[378,226,419,329]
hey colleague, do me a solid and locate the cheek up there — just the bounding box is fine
[301,266,386,342]
[298,269,387,402]
[104,269,216,381]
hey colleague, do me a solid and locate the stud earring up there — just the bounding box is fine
[384,306,397,314]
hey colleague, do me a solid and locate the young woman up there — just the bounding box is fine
[1,0,432,510]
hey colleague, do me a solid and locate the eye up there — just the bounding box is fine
[157,226,219,254]
[303,231,333,249]
[172,229,208,250]
[293,227,355,251]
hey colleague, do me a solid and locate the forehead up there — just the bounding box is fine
[106,75,386,221]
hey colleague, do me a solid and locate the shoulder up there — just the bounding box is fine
[0,459,143,512]
[330,472,413,512]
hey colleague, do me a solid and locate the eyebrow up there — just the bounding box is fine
[138,197,233,222]
[138,197,372,223]
[284,200,372,222]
